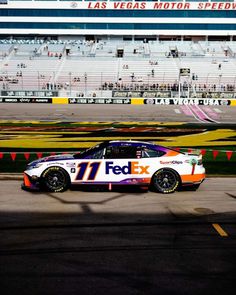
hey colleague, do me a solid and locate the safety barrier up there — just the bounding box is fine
[0,97,236,106]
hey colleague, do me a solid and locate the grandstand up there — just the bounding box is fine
[0,0,236,99]
[1,39,236,98]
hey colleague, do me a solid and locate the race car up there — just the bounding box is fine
[22,140,205,193]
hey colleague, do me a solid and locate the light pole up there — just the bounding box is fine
[84,72,87,96]
[21,74,23,90]
[69,72,72,96]
[101,72,103,97]
[219,74,222,92]
[178,74,181,98]
[37,71,40,90]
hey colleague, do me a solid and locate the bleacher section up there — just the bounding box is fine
[0,39,236,97]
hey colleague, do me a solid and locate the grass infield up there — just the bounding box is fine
[0,121,235,175]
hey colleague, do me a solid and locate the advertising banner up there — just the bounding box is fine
[69,98,131,104]
[1,90,58,97]
[0,97,52,103]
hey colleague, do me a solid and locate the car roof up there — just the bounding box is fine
[105,140,160,149]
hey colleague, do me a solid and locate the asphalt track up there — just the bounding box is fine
[0,178,236,295]
[0,103,236,123]
[1,178,235,226]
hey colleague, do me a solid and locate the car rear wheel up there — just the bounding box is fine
[152,169,179,194]
[41,166,70,192]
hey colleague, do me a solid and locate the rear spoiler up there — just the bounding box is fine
[185,149,202,157]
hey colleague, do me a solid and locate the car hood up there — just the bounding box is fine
[28,154,74,166]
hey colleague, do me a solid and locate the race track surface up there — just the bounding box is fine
[0,103,236,123]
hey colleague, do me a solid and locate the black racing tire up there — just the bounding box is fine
[41,166,70,192]
[152,168,180,194]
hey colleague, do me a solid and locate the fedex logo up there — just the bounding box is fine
[105,161,150,175]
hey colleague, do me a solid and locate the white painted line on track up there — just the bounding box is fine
[186,105,207,123]
[203,106,219,120]
[187,105,220,124]
[195,105,220,123]
[174,109,181,114]
[214,108,222,113]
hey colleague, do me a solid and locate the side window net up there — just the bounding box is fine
[105,146,138,159]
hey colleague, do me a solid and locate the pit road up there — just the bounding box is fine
[0,178,236,295]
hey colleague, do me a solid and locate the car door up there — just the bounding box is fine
[71,144,155,184]
[71,146,105,184]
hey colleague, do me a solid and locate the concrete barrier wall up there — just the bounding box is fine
[0,96,236,106]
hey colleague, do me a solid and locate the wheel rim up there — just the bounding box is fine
[154,170,177,191]
[45,170,67,190]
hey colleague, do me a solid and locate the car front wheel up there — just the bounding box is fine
[152,169,179,194]
[41,166,70,192]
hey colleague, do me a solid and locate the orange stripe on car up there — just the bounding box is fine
[165,150,180,157]
[142,178,151,183]
[24,173,31,187]
[181,173,205,183]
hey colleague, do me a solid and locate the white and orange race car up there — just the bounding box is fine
[22,140,205,193]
